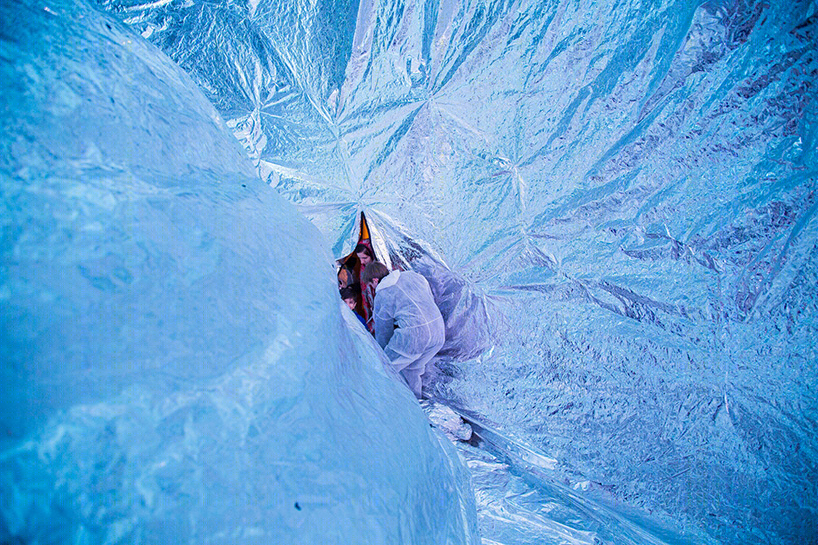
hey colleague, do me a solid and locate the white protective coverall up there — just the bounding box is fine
[373,270,446,398]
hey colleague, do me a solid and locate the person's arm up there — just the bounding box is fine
[373,293,395,349]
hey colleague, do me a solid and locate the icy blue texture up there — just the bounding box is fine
[93,0,818,542]
[0,1,479,543]
[3,0,816,542]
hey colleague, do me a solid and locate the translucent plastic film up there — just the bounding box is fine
[35,0,818,542]
[0,1,479,543]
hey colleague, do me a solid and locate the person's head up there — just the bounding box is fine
[339,283,361,310]
[355,243,374,266]
[361,261,389,287]
[337,265,354,288]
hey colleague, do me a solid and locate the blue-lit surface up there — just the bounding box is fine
[0,2,478,543]
[3,0,817,543]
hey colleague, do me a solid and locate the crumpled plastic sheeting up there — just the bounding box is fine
[98,0,816,542]
[0,1,480,543]
[423,400,718,545]
[457,442,709,545]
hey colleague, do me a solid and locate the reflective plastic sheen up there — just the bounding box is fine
[4,0,817,543]
[0,2,479,543]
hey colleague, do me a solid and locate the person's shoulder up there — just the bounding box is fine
[379,269,401,288]
[403,270,428,283]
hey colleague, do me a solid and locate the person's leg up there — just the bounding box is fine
[384,348,413,373]
[384,348,426,398]
[401,347,439,398]
[383,349,417,393]
[385,333,444,398]
[415,333,446,398]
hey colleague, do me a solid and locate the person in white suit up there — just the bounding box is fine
[362,262,445,398]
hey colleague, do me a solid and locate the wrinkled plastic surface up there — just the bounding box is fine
[53,0,818,542]
[0,1,480,543]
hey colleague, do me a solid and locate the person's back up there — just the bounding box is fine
[373,270,442,348]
